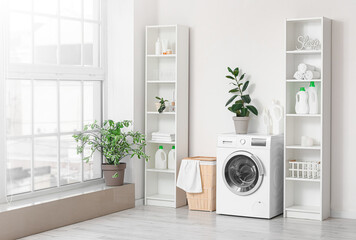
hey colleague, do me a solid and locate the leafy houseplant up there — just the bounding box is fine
[225,67,258,134]
[73,120,149,186]
[155,96,168,113]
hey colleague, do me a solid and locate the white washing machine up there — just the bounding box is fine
[216,133,284,219]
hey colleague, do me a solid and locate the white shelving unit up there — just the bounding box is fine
[144,25,189,208]
[284,17,331,220]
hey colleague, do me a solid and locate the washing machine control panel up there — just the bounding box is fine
[217,134,271,148]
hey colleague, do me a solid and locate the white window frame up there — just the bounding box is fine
[0,0,107,203]
[0,1,7,204]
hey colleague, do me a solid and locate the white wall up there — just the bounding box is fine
[153,0,356,218]
[106,0,157,202]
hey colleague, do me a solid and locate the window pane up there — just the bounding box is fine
[84,0,100,20]
[7,138,32,195]
[83,81,101,125]
[9,12,32,63]
[34,81,58,134]
[34,0,58,15]
[84,149,101,181]
[60,20,81,65]
[34,16,58,64]
[84,23,99,66]
[34,137,58,190]
[60,81,81,132]
[6,80,32,136]
[10,0,31,12]
[60,135,81,185]
[60,0,81,18]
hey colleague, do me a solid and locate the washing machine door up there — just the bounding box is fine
[223,151,264,196]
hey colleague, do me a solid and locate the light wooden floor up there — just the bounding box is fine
[22,206,356,240]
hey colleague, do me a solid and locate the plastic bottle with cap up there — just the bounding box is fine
[168,146,176,170]
[295,87,309,114]
[155,146,167,169]
[308,81,318,114]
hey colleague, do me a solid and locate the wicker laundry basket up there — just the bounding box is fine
[185,156,216,212]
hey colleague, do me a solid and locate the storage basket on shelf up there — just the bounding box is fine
[288,160,320,179]
[185,156,216,212]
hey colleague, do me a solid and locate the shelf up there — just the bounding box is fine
[286,114,321,117]
[286,177,320,182]
[146,168,175,173]
[286,79,321,82]
[286,145,321,150]
[285,205,320,213]
[147,112,176,115]
[146,194,175,202]
[147,54,176,58]
[286,50,321,54]
[147,80,176,84]
[147,140,175,144]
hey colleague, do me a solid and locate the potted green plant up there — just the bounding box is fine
[73,120,149,186]
[225,67,258,134]
[155,96,168,113]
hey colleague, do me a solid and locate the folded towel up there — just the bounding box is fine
[298,63,315,73]
[152,132,175,137]
[304,70,321,80]
[176,160,202,193]
[293,71,305,80]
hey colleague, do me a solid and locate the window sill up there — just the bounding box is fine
[0,180,111,213]
[0,183,135,239]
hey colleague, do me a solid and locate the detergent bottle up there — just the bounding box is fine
[308,82,318,114]
[295,87,309,114]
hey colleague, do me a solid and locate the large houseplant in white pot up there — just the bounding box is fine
[225,67,258,134]
[73,120,149,186]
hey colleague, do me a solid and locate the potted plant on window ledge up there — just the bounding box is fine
[73,120,149,186]
[225,67,258,134]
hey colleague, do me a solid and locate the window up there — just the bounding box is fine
[4,0,104,197]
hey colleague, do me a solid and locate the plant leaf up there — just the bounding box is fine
[227,67,234,75]
[239,73,245,80]
[241,95,251,104]
[228,107,234,113]
[225,75,234,80]
[241,107,248,117]
[242,81,249,91]
[225,95,238,106]
[246,105,258,116]
[233,67,239,77]
[229,88,239,93]
[112,172,118,178]
[231,102,243,112]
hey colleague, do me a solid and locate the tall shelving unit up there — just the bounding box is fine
[284,17,331,220]
[144,25,189,208]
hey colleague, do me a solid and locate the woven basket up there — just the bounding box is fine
[185,157,216,212]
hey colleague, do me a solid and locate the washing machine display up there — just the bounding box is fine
[223,151,264,196]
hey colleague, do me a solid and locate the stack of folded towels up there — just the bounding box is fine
[294,63,321,80]
[151,132,175,142]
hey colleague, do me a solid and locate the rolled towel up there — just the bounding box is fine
[304,70,321,80]
[293,71,305,80]
[298,63,315,73]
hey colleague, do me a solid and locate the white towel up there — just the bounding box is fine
[176,160,202,193]
[304,70,321,80]
[293,71,305,80]
[298,63,315,73]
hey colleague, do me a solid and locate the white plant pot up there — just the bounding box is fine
[233,116,250,134]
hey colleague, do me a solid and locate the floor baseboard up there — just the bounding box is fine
[331,209,356,219]
[135,198,144,207]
